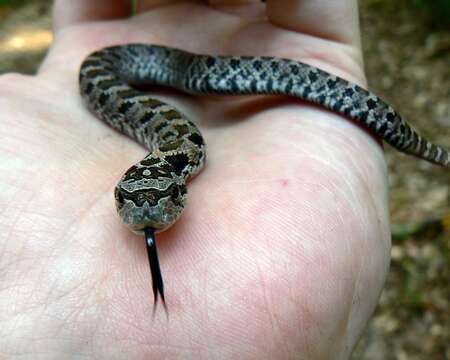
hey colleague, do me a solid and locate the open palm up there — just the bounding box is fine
[0,1,391,358]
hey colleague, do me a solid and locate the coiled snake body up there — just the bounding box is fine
[79,44,450,309]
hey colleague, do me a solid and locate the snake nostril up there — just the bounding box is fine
[117,189,125,204]
[171,186,180,201]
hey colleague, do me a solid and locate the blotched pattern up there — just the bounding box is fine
[79,44,450,232]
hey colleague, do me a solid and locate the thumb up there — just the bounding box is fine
[266,0,362,48]
[53,0,133,33]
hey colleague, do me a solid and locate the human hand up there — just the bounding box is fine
[0,1,390,358]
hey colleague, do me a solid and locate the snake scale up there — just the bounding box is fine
[79,43,450,310]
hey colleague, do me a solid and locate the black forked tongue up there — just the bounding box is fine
[144,227,168,316]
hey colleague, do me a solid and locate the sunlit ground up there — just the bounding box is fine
[0,0,52,74]
[2,27,52,52]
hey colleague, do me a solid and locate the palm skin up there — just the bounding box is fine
[0,1,391,359]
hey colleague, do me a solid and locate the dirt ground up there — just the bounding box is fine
[0,1,448,359]
[354,2,449,359]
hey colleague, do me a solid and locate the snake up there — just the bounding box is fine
[79,43,450,311]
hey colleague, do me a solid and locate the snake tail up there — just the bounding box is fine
[180,52,450,167]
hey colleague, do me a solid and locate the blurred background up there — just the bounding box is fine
[0,0,448,358]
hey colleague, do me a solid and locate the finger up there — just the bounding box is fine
[208,0,257,3]
[208,0,260,4]
[53,0,132,33]
[135,0,204,12]
[207,0,265,17]
[266,0,361,47]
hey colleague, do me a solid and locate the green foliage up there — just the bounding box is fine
[0,0,26,8]
[131,0,138,15]
[410,0,450,25]
[398,258,427,313]
[412,0,450,7]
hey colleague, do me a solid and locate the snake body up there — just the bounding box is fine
[79,44,450,307]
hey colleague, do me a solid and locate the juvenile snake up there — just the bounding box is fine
[79,44,450,310]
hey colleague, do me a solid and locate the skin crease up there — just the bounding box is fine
[0,0,392,358]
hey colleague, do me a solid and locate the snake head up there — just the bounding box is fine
[114,160,187,233]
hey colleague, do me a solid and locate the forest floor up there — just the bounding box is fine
[0,0,448,359]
